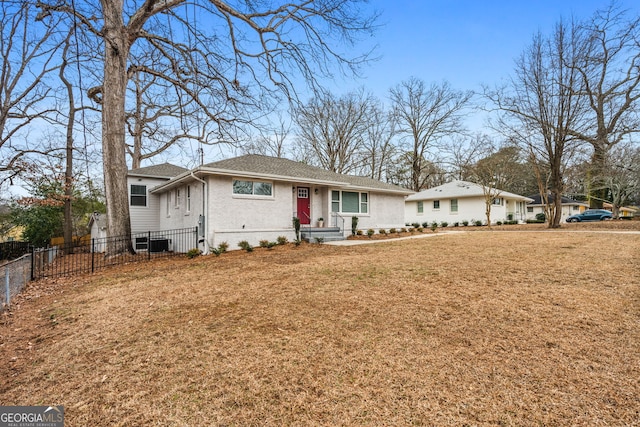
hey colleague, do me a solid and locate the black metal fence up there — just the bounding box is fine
[32,227,198,280]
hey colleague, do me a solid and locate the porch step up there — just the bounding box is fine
[300,227,345,243]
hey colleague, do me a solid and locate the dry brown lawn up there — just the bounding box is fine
[1,224,639,426]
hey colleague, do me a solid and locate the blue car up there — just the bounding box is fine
[566,209,613,222]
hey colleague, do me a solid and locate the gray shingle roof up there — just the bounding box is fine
[129,163,188,178]
[405,180,533,201]
[202,154,412,193]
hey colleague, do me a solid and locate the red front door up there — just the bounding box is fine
[297,187,310,224]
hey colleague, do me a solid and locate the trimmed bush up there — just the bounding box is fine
[186,248,201,259]
[276,236,288,245]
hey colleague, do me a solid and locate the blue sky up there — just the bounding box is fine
[342,0,640,101]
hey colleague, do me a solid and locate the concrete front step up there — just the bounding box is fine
[300,227,345,242]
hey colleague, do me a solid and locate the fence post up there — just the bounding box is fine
[30,246,35,281]
[4,265,9,307]
[91,238,95,274]
[195,226,198,249]
[148,231,151,260]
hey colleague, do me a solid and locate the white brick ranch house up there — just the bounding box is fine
[123,154,413,252]
[405,180,533,226]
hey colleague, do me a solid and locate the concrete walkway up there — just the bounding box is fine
[325,231,464,246]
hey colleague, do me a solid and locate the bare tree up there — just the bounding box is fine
[360,101,397,181]
[0,1,61,184]
[601,142,639,217]
[390,77,472,191]
[293,89,376,174]
[487,21,588,228]
[469,143,522,226]
[567,3,640,208]
[38,0,378,254]
[242,112,292,159]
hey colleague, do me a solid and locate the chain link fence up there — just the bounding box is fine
[2,254,32,308]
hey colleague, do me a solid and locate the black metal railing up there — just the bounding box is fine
[31,227,198,280]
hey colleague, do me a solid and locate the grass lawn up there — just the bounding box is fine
[1,226,639,426]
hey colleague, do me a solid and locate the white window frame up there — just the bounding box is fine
[130,185,147,207]
[331,190,369,215]
[417,201,424,214]
[450,198,458,213]
[433,200,440,210]
[232,179,274,198]
[186,185,191,214]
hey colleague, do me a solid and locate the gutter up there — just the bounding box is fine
[190,171,210,255]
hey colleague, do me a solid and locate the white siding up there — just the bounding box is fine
[405,196,527,226]
[128,177,167,234]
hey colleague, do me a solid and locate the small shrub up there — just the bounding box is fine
[356,229,363,235]
[211,247,222,257]
[186,248,201,259]
[276,236,288,245]
[417,227,423,232]
[314,237,325,244]
[389,228,397,234]
[422,222,430,228]
[411,222,421,229]
[238,240,253,252]
[453,222,459,227]
[496,221,503,226]
[259,239,270,248]
[218,241,229,253]
[400,227,407,233]
[379,229,387,235]
[536,213,546,222]
[351,216,359,235]
[431,221,438,232]
[367,228,375,238]
[475,220,483,226]
[440,221,448,228]
[462,220,469,226]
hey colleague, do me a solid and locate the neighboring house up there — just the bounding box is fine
[603,202,637,218]
[405,180,532,225]
[125,154,413,251]
[525,194,589,222]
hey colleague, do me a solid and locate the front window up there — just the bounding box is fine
[232,179,273,196]
[331,190,369,214]
[492,198,503,206]
[186,185,191,212]
[130,185,147,206]
[450,199,458,213]
[433,200,440,210]
[417,201,424,214]
[527,206,534,213]
[175,188,181,208]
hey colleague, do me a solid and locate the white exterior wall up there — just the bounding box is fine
[405,197,527,226]
[128,176,166,234]
[208,176,295,248]
[355,192,406,231]
[526,204,582,222]
[158,182,203,231]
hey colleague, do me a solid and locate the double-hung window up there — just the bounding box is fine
[433,200,440,210]
[450,199,458,213]
[130,185,147,206]
[417,201,424,214]
[331,191,368,214]
[232,179,273,197]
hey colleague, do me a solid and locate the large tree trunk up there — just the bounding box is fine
[588,144,607,209]
[102,0,134,255]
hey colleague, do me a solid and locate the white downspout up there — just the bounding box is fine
[190,171,210,254]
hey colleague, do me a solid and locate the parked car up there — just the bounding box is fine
[566,209,613,222]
